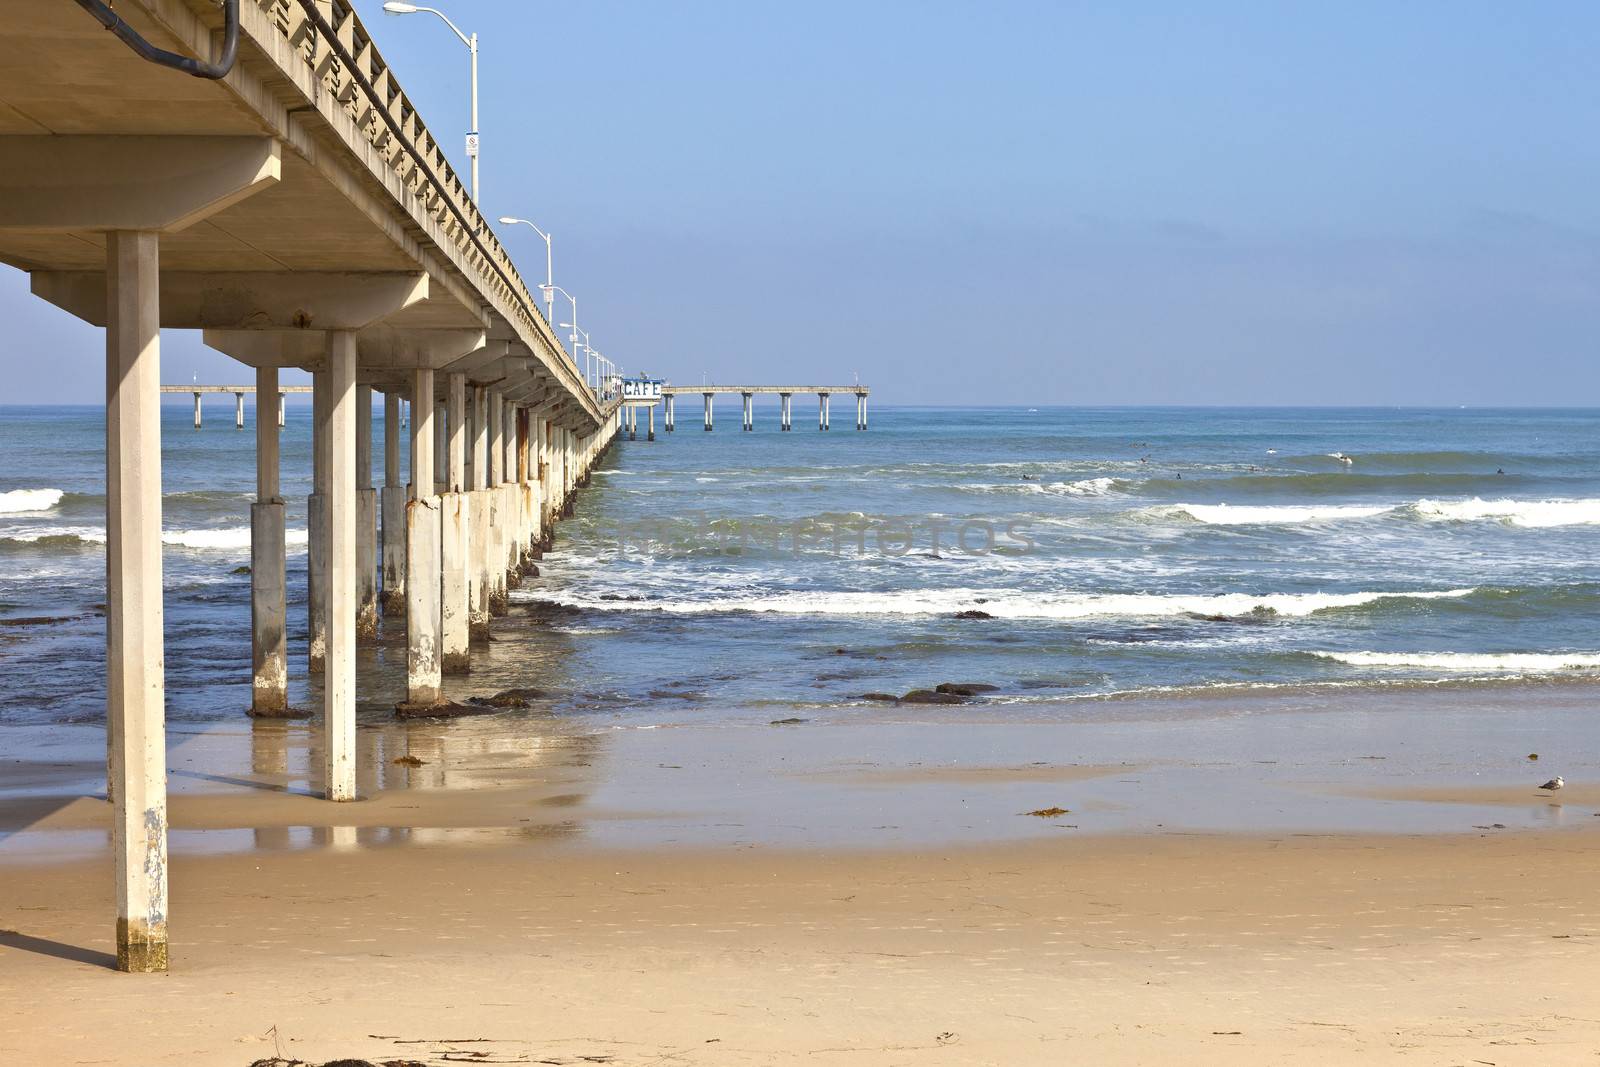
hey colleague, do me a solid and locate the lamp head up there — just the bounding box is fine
[383,2,420,13]
[498,215,521,225]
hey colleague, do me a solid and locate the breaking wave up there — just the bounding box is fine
[1155,503,1392,525]
[1147,498,1600,528]
[534,586,1477,621]
[0,526,308,551]
[1410,498,1600,528]
[1313,650,1600,672]
[0,488,64,514]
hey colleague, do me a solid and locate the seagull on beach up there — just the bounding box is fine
[1539,776,1564,791]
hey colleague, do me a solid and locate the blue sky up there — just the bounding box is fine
[5,1,1597,403]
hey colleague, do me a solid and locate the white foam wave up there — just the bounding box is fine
[3,526,308,550]
[966,476,1125,496]
[1053,477,1119,496]
[1156,503,1393,525]
[0,488,64,514]
[1314,650,1600,672]
[540,586,1476,621]
[1409,498,1600,528]
[164,527,310,550]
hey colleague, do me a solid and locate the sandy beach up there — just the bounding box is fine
[4,686,1600,1065]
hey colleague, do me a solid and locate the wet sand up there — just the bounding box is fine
[4,685,1600,1063]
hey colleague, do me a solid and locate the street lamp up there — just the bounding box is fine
[561,321,592,391]
[498,216,553,325]
[382,2,480,203]
[546,284,578,364]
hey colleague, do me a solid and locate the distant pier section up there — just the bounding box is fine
[161,384,313,428]
[616,382,870,437]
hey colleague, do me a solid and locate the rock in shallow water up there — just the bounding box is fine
[394,700,497,720]
[901,689,966,705]
[467,687,548,709]
[936,682,999,696]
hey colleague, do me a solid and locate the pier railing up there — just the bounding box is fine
[257,0,576,381]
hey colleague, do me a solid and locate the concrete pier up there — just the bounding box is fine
[105,230,169,973]
[0,0,622,973]
[355,385,378,640]
[250,365,288,716]
[380,392,405,616]
[323,331,358,801]
[440,372,470,673]
[655,386,867,437]
[404,368,442,708]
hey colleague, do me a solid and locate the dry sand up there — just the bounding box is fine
[4,821,1600,1064]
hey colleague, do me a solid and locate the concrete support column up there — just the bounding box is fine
[565,428,576,505]
[105,230,169,972]
[405,368,442,706]
[488,391,508,616]
[234,391,245,429]
[433,401,447,495]
[742,392,753,431]
[355,385,378,640]
[503,401,521,582]
[503,397,517,493]
[648,405,656,442]
[819,392,830,431]
[468,385,491,640]
[703,392,713,431]
[380,392,405,617]
[857,393,867,430]
[440,372,470,673]
[665,393,675,432]
[323,330,358,801]
[781,392,792,431]
[516,407,536,564]
[277,391,285,428]
[250,364,288,716]
[542,417,556,531]
[530,414,547,544]
[307,370,328,674]
[192,391,201,429]
[628,405,636,440]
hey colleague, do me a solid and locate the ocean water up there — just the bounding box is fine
[1,402,1598,727]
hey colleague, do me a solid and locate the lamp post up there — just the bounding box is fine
[497,216,554,325]
[545,283,578,365]
[561,322,592,392]
[382,2,480,203]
